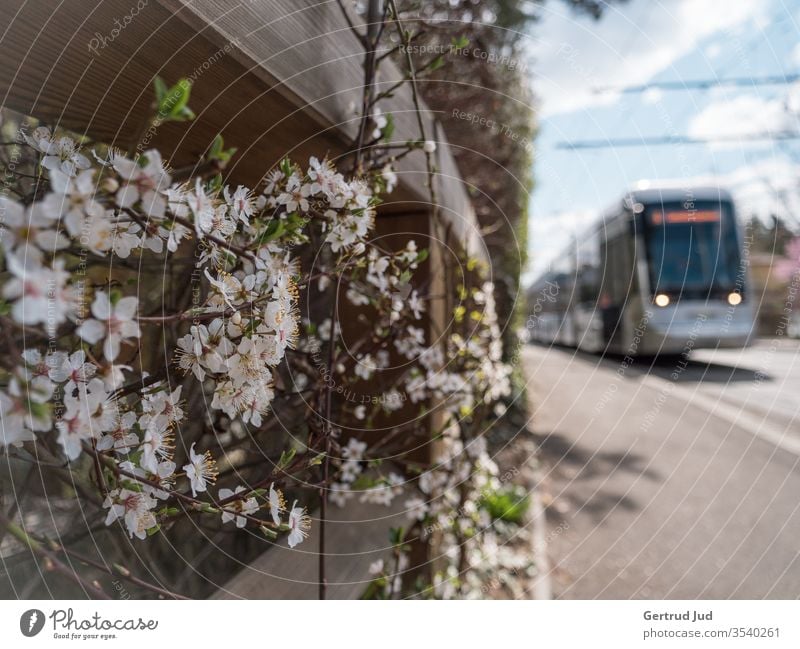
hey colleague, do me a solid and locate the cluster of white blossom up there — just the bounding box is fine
[352,265,519,598]
[0,129,373,547]
[393,279,511,419]
[0,118,518,590]
[0,346,178,540]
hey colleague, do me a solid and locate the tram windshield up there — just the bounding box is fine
[643,201,742,299]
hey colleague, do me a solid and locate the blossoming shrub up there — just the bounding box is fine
[0,90,518,596]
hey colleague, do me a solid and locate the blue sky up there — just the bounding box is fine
[525,0,800,280]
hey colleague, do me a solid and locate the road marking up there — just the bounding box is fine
[639,374,800,457]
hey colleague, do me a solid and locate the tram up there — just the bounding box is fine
[528,186,756,355]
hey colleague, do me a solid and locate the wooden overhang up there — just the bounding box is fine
[0,0,484,258]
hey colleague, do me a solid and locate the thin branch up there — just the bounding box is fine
[58,546,190,600]
[0,510,111,599]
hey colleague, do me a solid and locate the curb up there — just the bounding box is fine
[530,471,553,600]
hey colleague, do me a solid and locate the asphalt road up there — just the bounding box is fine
[522,338,800,599]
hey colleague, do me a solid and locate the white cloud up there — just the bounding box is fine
[531,0,769,117]
[688,91,799,143]
[641,87,663,105]
[792,43,800,67]
[705,43,722,59]
[714,158,800,223]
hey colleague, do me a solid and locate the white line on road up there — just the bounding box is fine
[639,374,800,457]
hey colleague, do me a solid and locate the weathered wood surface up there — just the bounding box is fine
[0,0,480,253]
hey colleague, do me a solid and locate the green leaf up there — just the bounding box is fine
[157,78,194,122]
[207,173,223,194]
[360,577,388,600]
[451,35,469,49]
[428,55,444,72]
[388,526,405,545]
[480,486,530,525]
[153,76,168,103]
[381,112,395,142]
[27,400,48,420]
[308,452,326,467]
[260,525,278,540]
[208,134,237,163]
[415,248,429,264]
[118,482,140,495]
[277,448,296,470]
[256,218,285,245]
[350,475,375,490]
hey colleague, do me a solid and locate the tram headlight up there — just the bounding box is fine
[654,293,670,307]
[727,292,742,306]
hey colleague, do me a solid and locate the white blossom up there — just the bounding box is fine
[224,185,255,225]
[112,149,171,217]
[269,483,285,525]
[25,129,90,176]
[381,164,397,193]
[3,255,75,333]
[183,443,218,497]
[76,291,141,361]
[0,377,52,448]
[96,410,138,454]
[287,500,311,548]
[103,488,158,539]
[218,486,259,528]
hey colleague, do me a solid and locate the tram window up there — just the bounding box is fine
[644,202,740,297]
[602,234,630,304]
[577,231,601,305]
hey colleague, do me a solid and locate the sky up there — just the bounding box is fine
[524,0,800,281]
